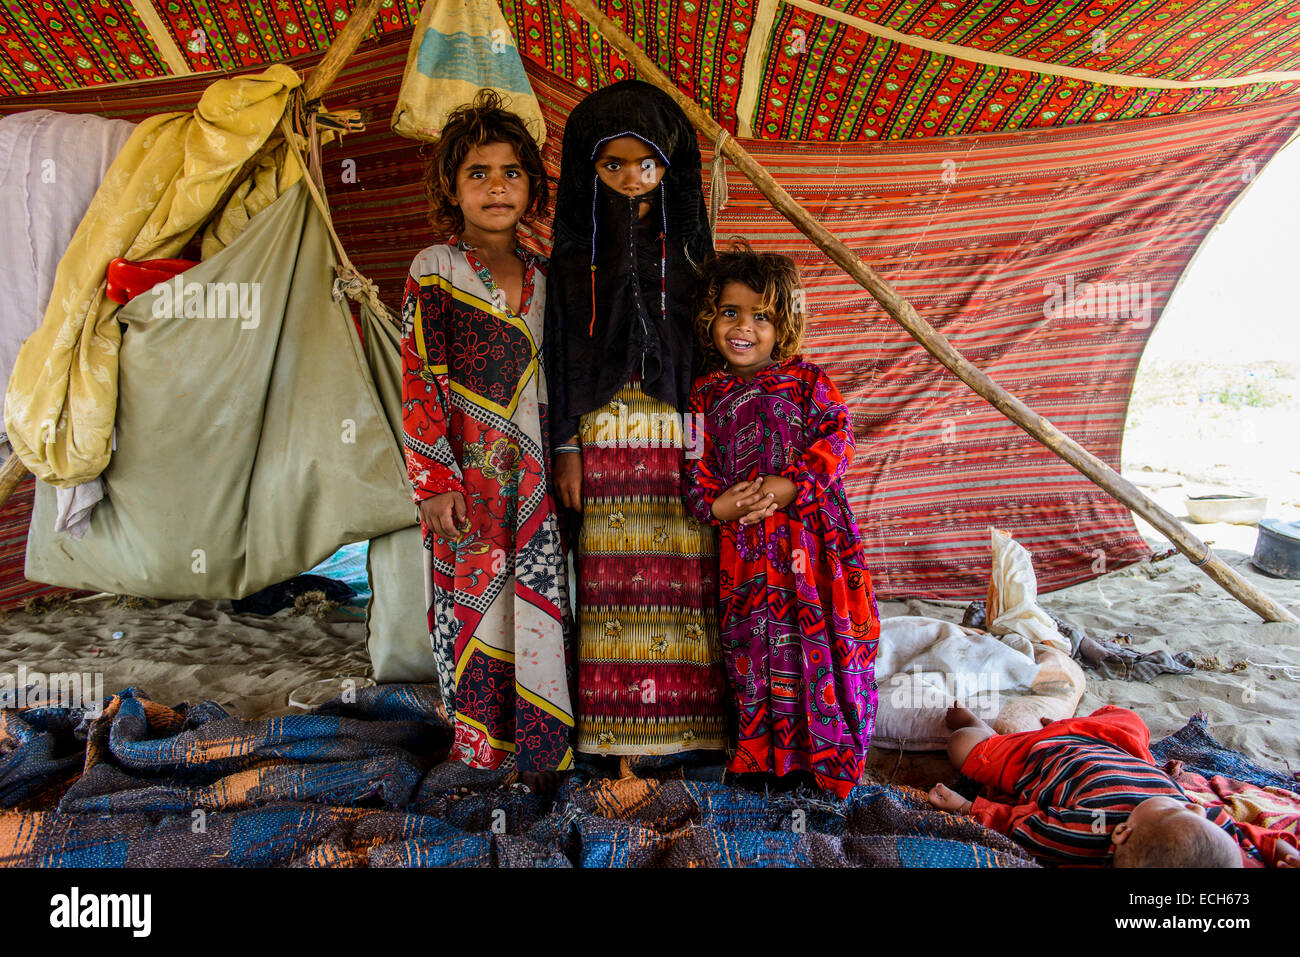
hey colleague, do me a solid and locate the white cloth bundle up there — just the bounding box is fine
[872,616,1042,750]
[986,526,1071,656]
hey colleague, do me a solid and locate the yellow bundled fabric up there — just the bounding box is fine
[4,64,304,487]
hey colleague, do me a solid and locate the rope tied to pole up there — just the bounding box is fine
[279,110,399,326]
[709,128,730,231]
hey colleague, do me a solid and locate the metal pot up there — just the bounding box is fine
[1252,519,1300,579]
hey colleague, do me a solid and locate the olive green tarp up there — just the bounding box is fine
[25,181,416,604]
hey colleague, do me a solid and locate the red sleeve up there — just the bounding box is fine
[969,796,1040,835]
[779,365,855,514]
[684,379,727,526]
[971,797,1114,865]
[400,267,465,503]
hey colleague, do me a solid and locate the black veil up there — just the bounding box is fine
[543,79,713,447]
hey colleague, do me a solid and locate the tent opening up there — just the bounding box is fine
[1122,136,1300,556]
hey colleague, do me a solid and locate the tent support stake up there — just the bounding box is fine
[568,0,1297,624]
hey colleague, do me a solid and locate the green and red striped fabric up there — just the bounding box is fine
[5,2,1300,140]
[0,474,87,609]
[3,30,1298,597]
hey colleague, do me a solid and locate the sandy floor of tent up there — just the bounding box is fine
[2,530,1296,788]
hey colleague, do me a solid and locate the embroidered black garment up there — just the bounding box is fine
[544,79,712,447]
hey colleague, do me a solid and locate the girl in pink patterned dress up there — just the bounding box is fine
[685,245,879,798]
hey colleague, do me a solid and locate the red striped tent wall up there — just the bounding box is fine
[0,473,87,609]
[4,31,1298,598]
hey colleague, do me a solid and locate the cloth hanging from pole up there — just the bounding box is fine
[25,180,414,599]
[4,65,305,488]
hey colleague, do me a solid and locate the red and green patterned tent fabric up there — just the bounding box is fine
[2,3,1299,597]
[5,1,1300,135]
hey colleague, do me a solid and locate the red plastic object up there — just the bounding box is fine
[105,257,199,305]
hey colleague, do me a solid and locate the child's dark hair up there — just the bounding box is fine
[1114,815,1242,868]
[424,89,550,239]
[695,240,804,368]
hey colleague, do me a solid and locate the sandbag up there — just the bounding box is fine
[25,181,413,599]
[365,526,437,684]
[391,0,545,146]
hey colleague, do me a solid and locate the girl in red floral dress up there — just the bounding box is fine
[401,92,573,787]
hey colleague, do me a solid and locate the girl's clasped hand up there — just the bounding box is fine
[711,476,796,525]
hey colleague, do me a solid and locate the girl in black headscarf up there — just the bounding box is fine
[544,80,728,759]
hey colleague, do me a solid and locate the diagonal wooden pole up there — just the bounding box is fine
[199,0,387,236]
[568,0,1297,624]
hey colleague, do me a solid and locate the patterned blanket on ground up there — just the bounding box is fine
[1150,711,1300,848]
[0,686,1035,868]
[1175,771,1300,845]
[1151,711,1298,791]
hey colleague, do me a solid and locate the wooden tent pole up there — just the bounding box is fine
[0,0,388,513]
[201,0,387,233]
[568,0,1297,624]
[303,0,386,101]
[0,451,26,506]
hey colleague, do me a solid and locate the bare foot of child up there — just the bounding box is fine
[927,782,972,814]
[945,703,982,731]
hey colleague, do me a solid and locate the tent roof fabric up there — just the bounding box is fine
[9,30,1296,597]
[3,1,1300,138]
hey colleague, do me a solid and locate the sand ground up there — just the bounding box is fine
[1,536,1294,784]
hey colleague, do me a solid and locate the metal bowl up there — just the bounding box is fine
[1184,493,1268,525]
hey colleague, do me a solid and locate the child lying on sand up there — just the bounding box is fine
[927,703,1300,868]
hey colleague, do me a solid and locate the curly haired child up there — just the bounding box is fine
[401,90,572,790]
[684,243,880,798]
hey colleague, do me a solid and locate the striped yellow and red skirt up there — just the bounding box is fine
[574,381,728,755]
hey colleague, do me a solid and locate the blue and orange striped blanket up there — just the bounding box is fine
[0,686,1036,868]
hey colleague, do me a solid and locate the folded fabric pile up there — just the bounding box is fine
[0,686,1036,868]
[963,601,1195,682]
